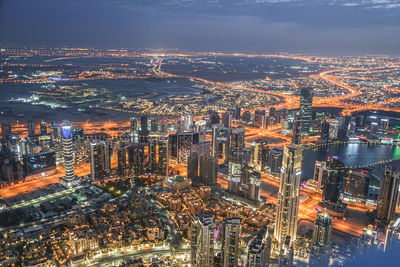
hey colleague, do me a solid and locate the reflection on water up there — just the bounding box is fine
[302,144,399,180]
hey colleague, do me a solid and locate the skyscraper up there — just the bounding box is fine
[211,124,230,164]
[139,115,149,143]
[130,117,138,132]
[310,209,332,265]
[222,112,233,128]
[117,144,127,176]
[313,160,326,190]
[199,155,218,185]
[40,121,47,136]
[299,87,313,135]
[221,217,241,267]
[28,120,35,137]
[377,166,400,224]
[384,217,400,252]
[247,227,272,267]
[158,138,168,175]
[1,123,12,141]
[358,225,379,253]
[322,156,346,204]
[291,117,302,145]
[90,141,111,180]
[187,152,199,179]
[228,127,245,195]
[274,144,302,244]
[191,215,215,267]
[61,121,76,186]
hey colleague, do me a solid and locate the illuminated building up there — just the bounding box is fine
[242,166,261,202]
[234,105,241,120]
[251,140,269,172]
[190,215,215,267]
[168,132,200,163]
[163,175,191,191]
[380,118,389,132]
[158,138,168,175]
[139,115,149,143]
[199,155,218,185]
[60,121,77,187]
[40,121,47,136]
[268,147,283,176]
[313,161,326,190]
[149,138,157,172]
[23,151,56,179]
[299,87,313,135]
[208,110,220,125]
[221,217,241,267]
[1,123,11,141]
[128,144,146,176]
[347,121,356,138]
[211,124,230,164]
[343,169,370,202]
[182,113,194,131]
[90,141,111,180]
[242,111,251,122]
[130,117,138,132]
[254,110,267,129]
[28,120,35,137]
[228,127,245,195]
[274,144,302,244]
[247,227,272,267]
[50,123,62,143]
[321,120,330,142]
[117,144,127,176]
[358,225,379,253]
[310,209,332,266]
[384,217,400,252]
[329,119,339,140]
[277,237,294,267]
[187,152,199,179]
[376,166,400,225]
[291,117,302,145]
[151,118,159,132]
[322,157,346,204]
[195,120,207,142]
[222,112,233,128]
[369,122,379,140]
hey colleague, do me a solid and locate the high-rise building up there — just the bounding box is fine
[313,160,326,190]
[211,124,230,164]
[321,120,330,142]
[242,166,261,202]
[221,217,241,267]
[40,122,47,136]
[148,138,158,172]
[384,217,400,252]
[251,140,269,172]
[61,121,76,186]
[299,87,313,135]
[322,157,346,204]
[168,132,200,163]
[343,169,370,201]
[28,120,35,137]
[187,152,199,179]
[234,105,241,120]
[358,225,379,253]
[128,144,146,176]
[247,227,272,267]
[1,123,12,141]
[222,112,233,128]
[242,111,251,122]
[310,209,332,265]
[377,166,400,224]
[369,122,379,140]
[90,141,111,180]
[117,144,127,176]
[277,237,294,267]
[130,117,138,132]
[139,115,149,143]
[268,147,284,176]
[291,118,302,145]
[274,144,302,244]
[329,119,339,140]
[158,138,168,175]
[228,127,245,195]
[191,215,215,267]
[199,155,218,185]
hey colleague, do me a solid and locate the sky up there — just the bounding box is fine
[1,0,400,54]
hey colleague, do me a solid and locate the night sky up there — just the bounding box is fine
[1,0,400,54]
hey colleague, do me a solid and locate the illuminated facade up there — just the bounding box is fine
[310,209,332,265]
[377,166,400,224]
[299,87,313,135]
[313,160,326,190]
[221,217,241,267]
[191,215,214,267]
[228,127,245,195]
[61,121,76,185]
[274,144,302,244]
